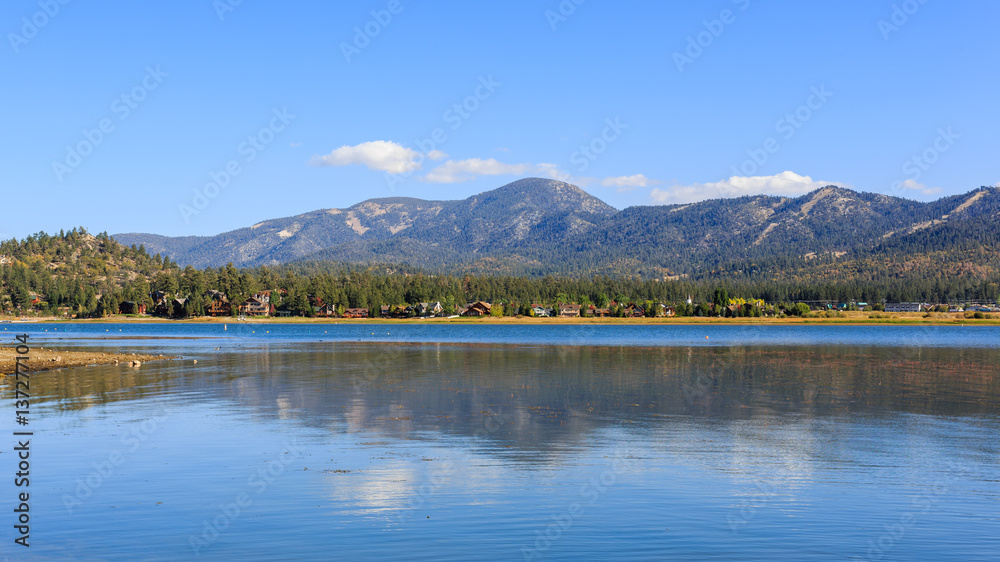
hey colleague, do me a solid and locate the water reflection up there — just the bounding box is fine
[7,341,999,560]
[19,343,1000,447]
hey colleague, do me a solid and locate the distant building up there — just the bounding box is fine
[242,296,269,316]
[626,303,645,317]
[314,304,337,317]
[416,302,443,317]
[152,292,171,316]
[558,303,581,317]
[119,301,147,315]
[531,304,551,317]
[885,302,922,313]
[171,298,188,317]
[205,290,231,316]
[342,308,369,318]
[464,301,492,316]
[589,305,610,317]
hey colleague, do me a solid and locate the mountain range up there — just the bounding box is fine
[113,178,1000,279]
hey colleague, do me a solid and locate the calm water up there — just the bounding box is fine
[3,324,999,560]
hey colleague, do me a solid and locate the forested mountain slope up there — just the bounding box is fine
[113,180,1000,279]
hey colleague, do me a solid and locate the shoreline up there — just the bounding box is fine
[3,313,998,326]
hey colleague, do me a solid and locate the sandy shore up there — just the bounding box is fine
[0,346,174,376]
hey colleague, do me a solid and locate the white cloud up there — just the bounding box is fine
[650,171,845,205]
[423,158,572,184]
[601,174,660,192]
[310,140,446,174]
[424,158,533,183]
[313,143,660,190]
[896,179,942,196]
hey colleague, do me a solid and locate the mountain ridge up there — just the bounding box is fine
[113,179,1000,277]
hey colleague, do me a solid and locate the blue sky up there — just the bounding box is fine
[3,0,998,239]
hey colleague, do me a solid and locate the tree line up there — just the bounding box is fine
[1,228,998,318]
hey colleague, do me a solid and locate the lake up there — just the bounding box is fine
[4,323,999,560]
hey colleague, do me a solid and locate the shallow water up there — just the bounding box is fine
[4,324,999,560]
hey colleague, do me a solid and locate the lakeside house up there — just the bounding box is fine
[885,302,923,313]
[309,296,338,317]
[343,308,369,318]
[589,305,611,317]
[151,291,170,316]
[314,303,337,317]
[416,302,443,317]
[171,298,187,317]
[531,304,551,317]
[464,301,492,316]
[242,296,270,317]
[205,290,232,316]
[118,301,147,315]
[558,303,581,317]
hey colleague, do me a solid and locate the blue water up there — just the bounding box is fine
[3,324,999,560]
[7,321,1000,349]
